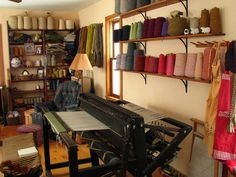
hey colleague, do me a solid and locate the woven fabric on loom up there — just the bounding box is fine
[166,54,176,76]
[185,53,197,78]
[158,54,166,74]
[174,53,186,76]
[194,53,203,80]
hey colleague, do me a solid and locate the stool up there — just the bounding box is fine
[16,124,42,147]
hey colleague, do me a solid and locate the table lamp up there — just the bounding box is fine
[69,53,93,92]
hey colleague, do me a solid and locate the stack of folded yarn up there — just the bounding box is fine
[116,48,215,81]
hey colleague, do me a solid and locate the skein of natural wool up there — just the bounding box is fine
[200,9,210,27]
[210,7,222,34]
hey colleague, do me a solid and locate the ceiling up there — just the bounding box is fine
[0,0,99,11]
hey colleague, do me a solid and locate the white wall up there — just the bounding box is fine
[0,8,79,85]
[78,0,235,174]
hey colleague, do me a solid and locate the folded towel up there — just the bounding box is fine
[202,47,216,80]
[185,53,197,78]
[194,53,203,80]
[120,0,128,13]
[174,53,186,76]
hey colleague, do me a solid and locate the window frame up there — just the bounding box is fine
[105,14,123,100]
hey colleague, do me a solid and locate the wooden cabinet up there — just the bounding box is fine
[8,28,77,109]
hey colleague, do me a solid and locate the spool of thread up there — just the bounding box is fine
[185,53,197,78]
[23,16,32,29]
[32,17,38,29]
[154,17,166,37]
[158,54,166,74]
[120,0,128,13]
[147,18,155,38]
[200,9,210,27]
[142,19,149,38]
[17,16,23,29]
[38,17,46,30]
[136,22,143,39]
[147,56,158,73]
[122,25,131,41]
[168,17,188,36]
[115,0,120,14]
[127,0,136,11]
[134,49,145,70]
[174,53,186,76]
[120,54,127,70]
[166,54,176,76]
[190,17,199,29]
[116,54,121,69]
[8,16,18,29]
[47,16,55,30]
[144,56,150,72]
[59,19,65,30]
[194,53,203,80]
[135,56,146,71]
[161,21,168,36]
[66,20,74,29]
[210,7,222,34]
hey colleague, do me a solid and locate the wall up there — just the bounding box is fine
[0,8,79,85]
[78,0,235,175]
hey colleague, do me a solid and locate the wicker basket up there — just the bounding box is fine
[19,75,32,80]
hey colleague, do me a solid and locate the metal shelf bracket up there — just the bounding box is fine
[179,0,188,16]
[138,41,147,53]
[140,73,147,84]
[138,11,147,20]
[178,38,188,54]
[180,79,188,93]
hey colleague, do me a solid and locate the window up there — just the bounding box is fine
[105,14,122,100]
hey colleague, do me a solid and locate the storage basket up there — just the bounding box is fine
[7,116,20,125]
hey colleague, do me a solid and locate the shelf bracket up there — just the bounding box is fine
[178,38,188,54]
[180,79,188,93]
[138,41,147,53]
[179,0,188,16]
[140,73,147,84]
[138,11,147,20]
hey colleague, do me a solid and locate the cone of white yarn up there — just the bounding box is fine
[66,20,74,30]
[24,15,32,29]
[17,16,23,29]
[38,17,46,30]
[47,16,55,30]
[32,17,38,29]
[59,19,65,30]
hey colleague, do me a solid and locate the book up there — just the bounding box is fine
[18,146,38,158]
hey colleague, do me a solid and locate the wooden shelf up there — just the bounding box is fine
[9,42,43,45]
[120,69,211,84]
[11,66,44,70]
[119,33,225,43]
[46,77,70,80]
[11,78,44,83]
[120,0,186,18]
[12,89,44,94]
[46,65,69,68]
[8,29,43,32]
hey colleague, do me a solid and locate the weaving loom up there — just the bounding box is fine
[42,93,192,177]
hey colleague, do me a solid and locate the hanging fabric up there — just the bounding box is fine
[204,43,222,156]
[78,27,87,53]
[93,23,104,67]
[86,24,95,65]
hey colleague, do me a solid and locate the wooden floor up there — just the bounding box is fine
[0,125,161,177]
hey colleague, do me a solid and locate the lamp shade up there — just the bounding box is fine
[69,53,93,71]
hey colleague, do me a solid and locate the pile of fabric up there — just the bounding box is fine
[77,24,103,67]
[204,41,236,175]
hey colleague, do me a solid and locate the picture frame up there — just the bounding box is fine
[35,45,42,55]
[37,68,44,79]
[24,43,35,55]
